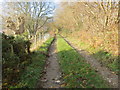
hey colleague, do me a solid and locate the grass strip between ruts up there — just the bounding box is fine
[57,36,109,88]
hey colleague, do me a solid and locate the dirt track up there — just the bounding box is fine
[62,37,118,88]
[36,36,118,88]
[39,38,62,88]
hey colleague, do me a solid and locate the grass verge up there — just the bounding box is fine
[66,37,118,74]
[57,36,109,88]
[10,37,54,88]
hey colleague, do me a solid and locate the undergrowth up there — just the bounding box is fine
[9,37,54,88]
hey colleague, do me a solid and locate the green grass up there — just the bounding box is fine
[57,36,109,88]
[93,51,118,74]
[10,37,54,88]
[67,37,118,74]
[38,38,54,53]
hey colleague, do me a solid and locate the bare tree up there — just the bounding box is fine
[2,2,55,45]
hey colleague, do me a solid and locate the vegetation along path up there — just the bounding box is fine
[61,35,118,88]
[40,37,63,88]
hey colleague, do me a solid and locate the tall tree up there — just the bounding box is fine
[2,2,55,44]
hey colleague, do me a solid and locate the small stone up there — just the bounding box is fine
[55,80,61,84]
[109,80,111,82]
[41,79,48,82]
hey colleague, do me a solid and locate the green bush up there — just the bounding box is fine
[11,37,54,88]
[2,33,31,88]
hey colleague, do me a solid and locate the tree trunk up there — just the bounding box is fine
[35,34,37,46]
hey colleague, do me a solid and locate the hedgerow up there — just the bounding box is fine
[2,33,31,88]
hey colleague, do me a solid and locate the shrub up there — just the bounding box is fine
[2,33,31,88]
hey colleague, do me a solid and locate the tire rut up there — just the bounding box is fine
[61,36,118,88]
[37,38,63,88]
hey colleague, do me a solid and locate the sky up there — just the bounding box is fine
[0,0,60,27]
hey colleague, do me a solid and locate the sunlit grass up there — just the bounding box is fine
[57,36,109,88]
[67,37,118,74]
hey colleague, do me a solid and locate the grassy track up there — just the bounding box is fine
[57,36,109,88]
[66,37,118,74]
[10,38,54,88]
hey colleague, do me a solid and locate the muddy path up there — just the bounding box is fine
[37,38,63,88]
[61,36,118,88]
